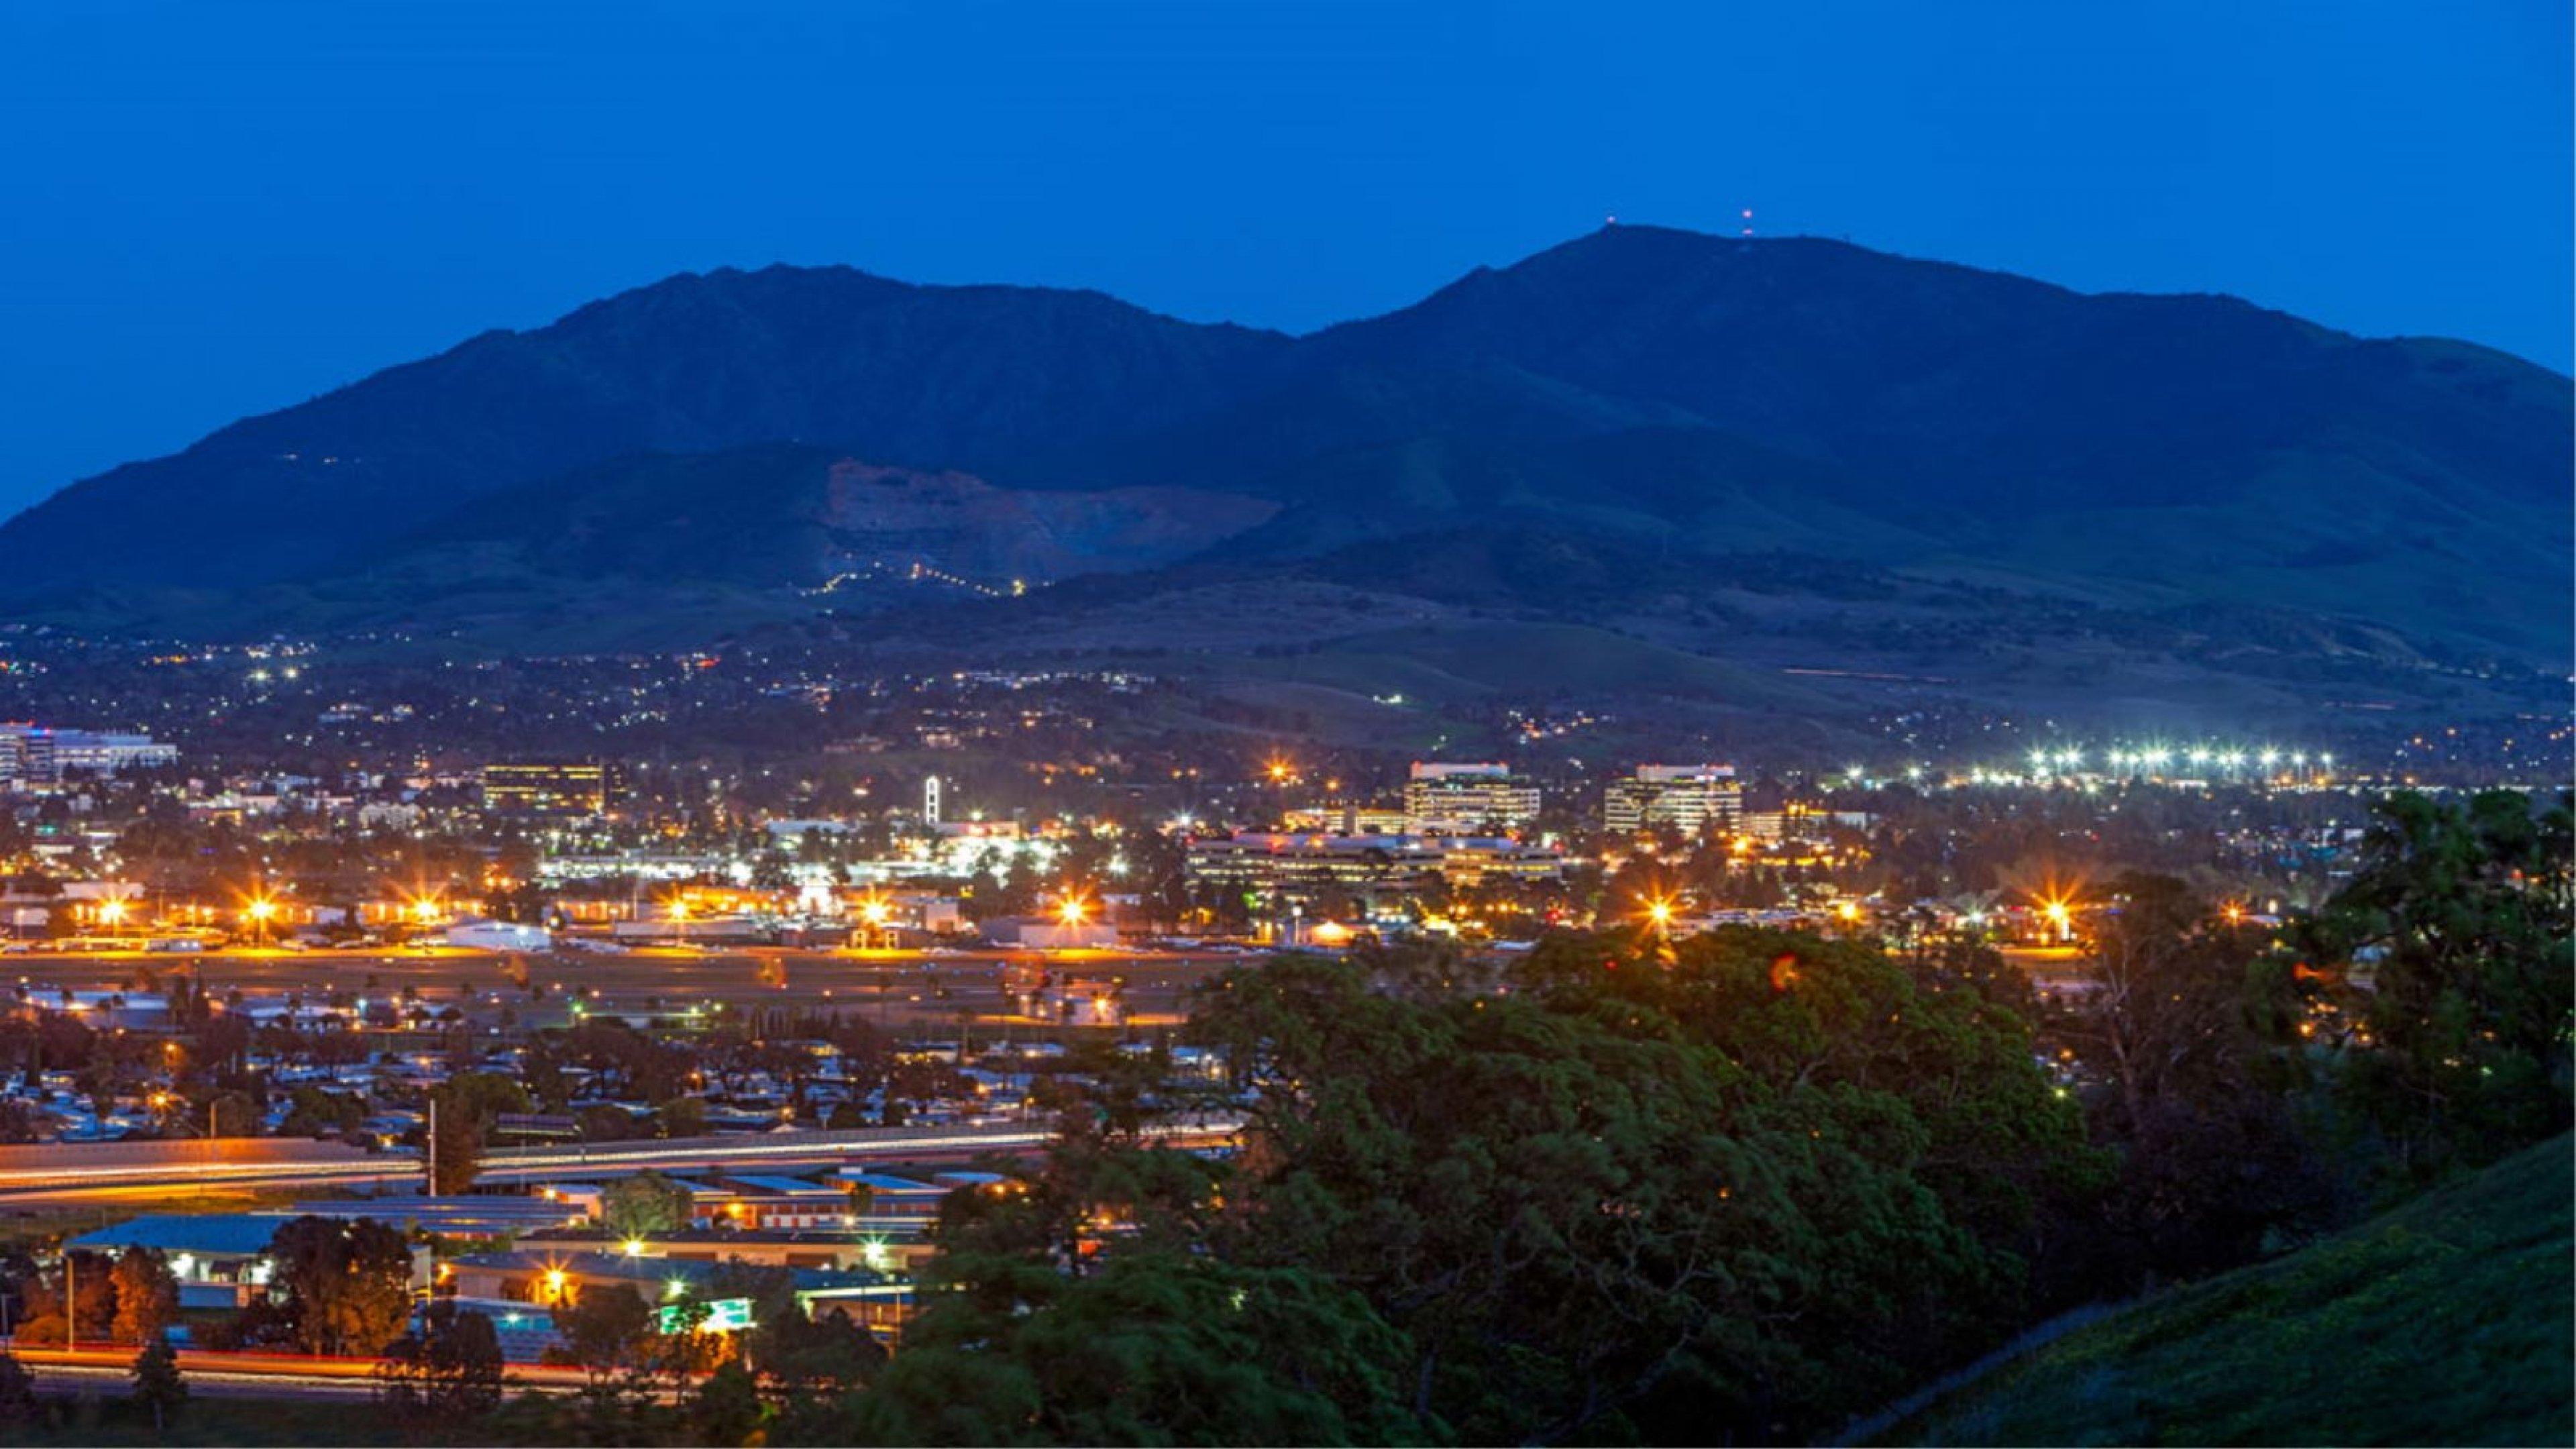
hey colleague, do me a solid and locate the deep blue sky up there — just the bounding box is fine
[1,0,2565,519]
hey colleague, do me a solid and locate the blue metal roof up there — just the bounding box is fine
[67,1214,288,1258]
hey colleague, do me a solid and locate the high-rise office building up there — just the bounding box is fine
[1603,764,1741,837]
[1402,762,1541,835]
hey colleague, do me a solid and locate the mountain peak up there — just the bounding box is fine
[0,233,2562,667]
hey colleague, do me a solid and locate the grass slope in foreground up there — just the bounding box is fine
[1898,1136,2573,1448]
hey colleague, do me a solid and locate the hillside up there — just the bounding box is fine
[0,225,2566,681]
[1889,1137,2574,1447]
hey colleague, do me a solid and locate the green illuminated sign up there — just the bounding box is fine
[655,1297,754,1334]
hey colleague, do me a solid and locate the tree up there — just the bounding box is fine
[2299,790,2574,1185]
[690,1359,764,1446]
[655,1095,708,1138]
[851,1252,1419,1446]
[0,1350,36,1430]
[600,1169,696,1240]
[280,1086,366,1139]
[378,1299,504,1426]
[129,1332,186,1434]
[2066,874,2336,1279]
[427,1072,531,1195]
[548,1283,656,1387]
[1184,942,2100,1444]
[266,1217,415,1357]
[702,1260,883,1403]
[110,1247,179,1345]
[23,1249,121,1346]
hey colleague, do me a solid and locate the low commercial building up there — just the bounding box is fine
[443,918,553,952]
[982,916,1119,951]
[1185,833,1567,900]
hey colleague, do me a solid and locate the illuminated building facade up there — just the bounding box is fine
[482,761,616,815]
[1603,764,1742,837]
[1401,763,1540,835]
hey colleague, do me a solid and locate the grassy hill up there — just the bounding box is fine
[1891,1137,2573,1447]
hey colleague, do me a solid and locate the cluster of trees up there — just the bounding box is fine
[2,1244,180,1348]
[782,926,2102,1446]
[2035,790,2571,1287]
[502,1263,883,1445]
[0,788,2547,1448]
[201,1217,416,1357]
[817,790,2568,1447]
[0,1248,187,1437]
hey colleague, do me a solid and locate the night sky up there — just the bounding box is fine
[1,0,2564,517]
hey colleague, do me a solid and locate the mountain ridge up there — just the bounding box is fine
[1,225,2565,675]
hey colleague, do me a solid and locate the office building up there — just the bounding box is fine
[1184,832,1566,900]
[0,725,177,782]
[1603,764,1742,837]
[1402,763,1540,835]
[482,761,616,815]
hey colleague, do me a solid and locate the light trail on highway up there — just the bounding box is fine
[0,1117,1242,1205]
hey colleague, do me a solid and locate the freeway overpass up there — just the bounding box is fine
[0,1118,1243,1205]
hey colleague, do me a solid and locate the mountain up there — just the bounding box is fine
[0,268,1288,588]
[2,225,2567,680]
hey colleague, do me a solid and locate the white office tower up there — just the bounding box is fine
[1603,764,1742,837]
[1402,762,1541,835]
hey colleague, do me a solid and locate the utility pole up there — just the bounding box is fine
[425,1093,438,1197]
[64,1252,73,1353]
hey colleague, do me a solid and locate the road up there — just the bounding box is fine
[0,1116,1243,1205]
[1998,945,2101,996]
[11,1345,599,1401]
[7,942,1257,1029]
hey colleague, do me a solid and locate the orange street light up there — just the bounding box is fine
[2041,897,2074,942]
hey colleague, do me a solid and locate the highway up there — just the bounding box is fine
[0,1117,1243,1205]
[10,1345,600,1402]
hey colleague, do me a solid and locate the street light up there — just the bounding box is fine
[2042,898,2073,943]
[1641,896,1675,934]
